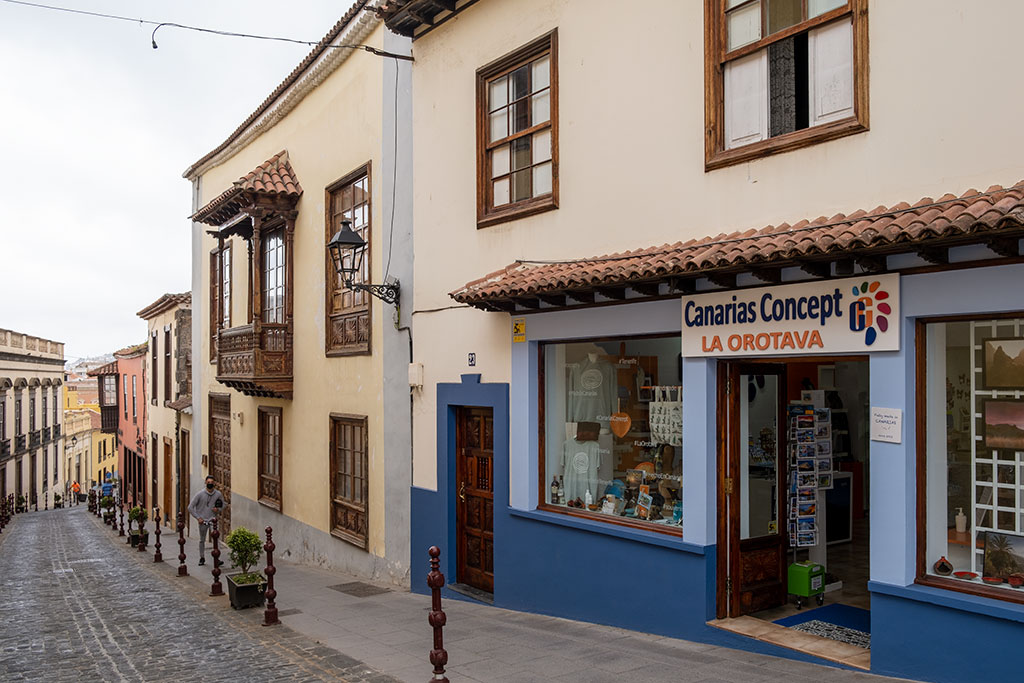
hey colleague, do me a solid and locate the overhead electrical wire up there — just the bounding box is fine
[0,0,413,59]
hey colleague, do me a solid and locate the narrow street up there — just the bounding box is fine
[0,506,394,682]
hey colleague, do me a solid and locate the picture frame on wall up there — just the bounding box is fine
[982,338,1024,391]
[982,399,1024,451]
[982,530,1024,581]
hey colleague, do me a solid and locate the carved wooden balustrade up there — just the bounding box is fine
[216,323,292,398]
[100,406,118,433]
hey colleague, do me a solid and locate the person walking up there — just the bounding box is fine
[187,476,225,566]
[71,481,80,506]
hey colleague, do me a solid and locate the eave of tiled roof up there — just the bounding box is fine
[167,396,192,412]
[113,342,148,359]
[190,151,303,225]
[183,0,377,180]
[377,0,462,38]
[87,360,118,377]
[137,292,192,320]
[452,182,1024,311]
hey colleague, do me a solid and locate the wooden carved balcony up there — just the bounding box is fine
[29,430,40,449]
[100,406,118,433]
[216,323,292,398]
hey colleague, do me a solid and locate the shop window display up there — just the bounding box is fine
[542,336,683,531]
[924,316,1024,596]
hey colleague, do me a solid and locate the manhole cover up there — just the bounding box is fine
[327,581,390,598]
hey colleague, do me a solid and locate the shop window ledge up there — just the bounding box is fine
[870,580,1024,625]
[708,616,870,670]
[508,507,706,554]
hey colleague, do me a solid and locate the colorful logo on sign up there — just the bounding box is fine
[848,280,891,346]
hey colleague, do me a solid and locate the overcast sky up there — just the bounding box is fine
[0,0,349,361]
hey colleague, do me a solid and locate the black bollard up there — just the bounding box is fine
[262,526,279,626]
[427,546,449,683]
[176,514,188,576]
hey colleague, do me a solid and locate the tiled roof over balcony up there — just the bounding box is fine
[190,151,303,226]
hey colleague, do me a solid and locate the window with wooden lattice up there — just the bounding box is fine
[325,165,371,356]
[258,406,282,510]
[330,414,368,549]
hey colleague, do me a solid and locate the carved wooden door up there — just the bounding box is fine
[210,395,231,534]
[724,363,787,617]
[456,407,494,593]
[162,441,173,526]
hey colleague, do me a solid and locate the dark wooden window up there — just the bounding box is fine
[325,165,371,355]
[101,376,117,406]
[329,414,368,549]
[221,243,232,329]
[41,394,47,428]
[29,395,35,432]
[262,229,286,324]
[122,373,128,418]
[14,394,21,435]
[52,389,57,425]
[132,375,137,423]
[704,0,867,170]
[210,248,220,363]
[258,406,282,510]
[477,31,558,228]
[151,332,158,403]
[164,328,172,402]
[0,396,5,438]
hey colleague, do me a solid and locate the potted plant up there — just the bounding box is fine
[128,506,149,548]
[100,496,115,523]
[224,526,266,609]
[53,493,62,509]
[16,495,26,513]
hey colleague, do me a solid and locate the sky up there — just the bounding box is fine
[0,0,351,362]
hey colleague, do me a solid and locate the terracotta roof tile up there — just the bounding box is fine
[136,292,191,320]
[87,361,118,377]
[190,150,303,224]
[452,182,1024,307]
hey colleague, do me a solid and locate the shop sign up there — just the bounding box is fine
[512,317,526,343]
[681,274,899,357]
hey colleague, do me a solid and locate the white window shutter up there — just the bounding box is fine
[808,18,854,126]
[724,48,768,150]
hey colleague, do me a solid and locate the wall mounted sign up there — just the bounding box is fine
[512,317,526,343]
[681,274,899,357]
[870,407,902,443]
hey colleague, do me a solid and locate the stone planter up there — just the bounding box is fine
[129,532,149,547]
[226,574,267,610]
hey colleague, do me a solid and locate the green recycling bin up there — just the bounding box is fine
[788,562,825,609]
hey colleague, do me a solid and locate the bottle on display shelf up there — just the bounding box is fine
[585,490,593,507]
[557,476,565,505]
[550,475,560,504]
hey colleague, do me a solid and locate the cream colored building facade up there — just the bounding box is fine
[0,328,64,508]
[137,293,193,527]
[185,2,412,585]
[64,408,95,489]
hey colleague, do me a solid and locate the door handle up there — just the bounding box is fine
[458,481,466,503]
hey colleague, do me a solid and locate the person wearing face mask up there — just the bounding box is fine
[187,475,225,566]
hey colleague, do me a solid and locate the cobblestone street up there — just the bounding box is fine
[0,506,395,682]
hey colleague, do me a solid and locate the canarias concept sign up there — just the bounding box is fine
[681,274,899,357]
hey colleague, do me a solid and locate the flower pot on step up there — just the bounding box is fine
[226,574,267,610]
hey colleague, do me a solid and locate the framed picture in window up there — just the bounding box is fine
[982,530,1024,581]
[982,399,1024,451]
[982,338,1024,391]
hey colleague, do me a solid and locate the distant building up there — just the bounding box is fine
[0,328,64,508]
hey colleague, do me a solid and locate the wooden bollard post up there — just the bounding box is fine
[153,510,163,562]
[427,546,449,683]
[209,517,223,596]
[176,514,188,576]
[262,526,280,626]
[118,503,125,537]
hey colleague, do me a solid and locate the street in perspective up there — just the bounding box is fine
[3,1,1024,682]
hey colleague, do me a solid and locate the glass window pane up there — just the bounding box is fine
[532,56,550,92]
[531,91,550,126]
[727,1,762,51]
[510,64,529,102]
[511,137,531,171]
[489,109,508,142]
[533,162,552,196]
[740,374,778,540]
[492,144,510,177]
[493,178,510,206]
[532,129,551,164]
[488,76,508,110]
[511,168,532,203]
[512,99,530,134]
[808,0,846,18]
[766,0,802,34]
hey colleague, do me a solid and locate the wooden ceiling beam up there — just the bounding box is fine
[537,293,566,307]
[668,277,697,294]
[596,286,626,300]
[988,237,1021,258]
[799,260,832,278]
[513,297,541,309]
[855,255,887,273]
[566,290,595,304]
[917,246,949,265]
[630,282,661,297]
[484,301,516,313]
[750,267,782,284]
[707,271,737,289]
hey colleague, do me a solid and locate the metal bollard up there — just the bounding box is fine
[427,546,449,683]
[209,518,223,596]
[136,516,147,552]
[176,514,188,576]
[119,503,125,537]
[262,526,279,626]
[153,510,163,563]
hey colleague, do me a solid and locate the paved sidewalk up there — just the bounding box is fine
[147,517,908,683]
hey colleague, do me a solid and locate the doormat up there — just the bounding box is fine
[774,604,871,650]
[327,581,391,598]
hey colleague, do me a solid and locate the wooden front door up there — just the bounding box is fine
[162,440,173,526]
[455,406,494,593]
[210,395,231,534]
[720,363,788,617]
[179,431,190,532]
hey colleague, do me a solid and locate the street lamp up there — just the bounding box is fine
[327,218,400,305]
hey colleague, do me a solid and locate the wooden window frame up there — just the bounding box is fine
[29,395,35,433]
[151,331,158,405]
[261,227,286,325]
[915,312,1024,606]
[210,247,220,364]
[324,163,373,357]
[257,406,283,511]
[537,334,683,537]
[14,394,21,436]
[132,375,137,423]
[329,413,369,549]
[221,242,232,330]
[0,395,5,439]
[164,328,172,403]
[41,394,47,428]
[704,0,868,171]
[476,30,559,229]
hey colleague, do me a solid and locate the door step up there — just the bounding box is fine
[708,615,870,670]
